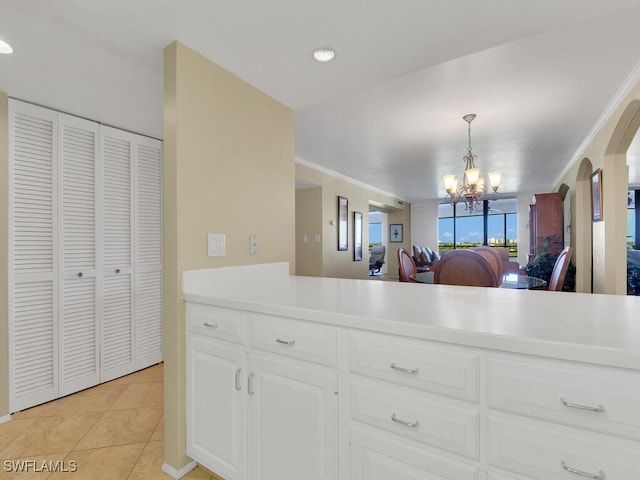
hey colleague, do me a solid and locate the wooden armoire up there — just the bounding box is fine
[528,193,563,261]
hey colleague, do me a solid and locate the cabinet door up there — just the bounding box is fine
[9,101,59,411]
[248,354,338,480]
[187,335,246,480]
[58,114,100,396]
[134,138,163,369]
[100,126,134,381]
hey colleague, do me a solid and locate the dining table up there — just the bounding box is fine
[410,271,547,290]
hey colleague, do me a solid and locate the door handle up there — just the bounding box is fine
[248,372,255,396]
[235,368,242,391]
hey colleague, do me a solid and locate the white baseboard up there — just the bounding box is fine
[0,414,11,424]
[161,461,197,479]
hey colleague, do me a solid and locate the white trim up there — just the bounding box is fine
[0,415,11,424]
[295,156,411,204]
[161,461,198,479]
[553,59,640,188]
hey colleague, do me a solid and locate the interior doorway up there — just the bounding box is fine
[368,210,388,275]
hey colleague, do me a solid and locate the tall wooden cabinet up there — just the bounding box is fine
[8,99,163,412]
[528,193,563,260]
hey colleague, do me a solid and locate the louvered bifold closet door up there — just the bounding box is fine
[134,138,163,369]
[100,126,135,382]
[9,100,58,412]
[58,114,100,396]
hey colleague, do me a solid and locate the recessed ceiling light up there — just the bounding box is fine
[0,39,13,54]
[313,48,335,63]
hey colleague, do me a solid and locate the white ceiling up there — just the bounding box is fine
[2,0,640,201]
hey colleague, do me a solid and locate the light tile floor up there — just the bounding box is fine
[0,363,220,480]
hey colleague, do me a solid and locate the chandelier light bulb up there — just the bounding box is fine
[0,39,13,54]
[313,48,335,63]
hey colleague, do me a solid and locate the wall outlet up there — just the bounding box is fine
[208,233,225,257]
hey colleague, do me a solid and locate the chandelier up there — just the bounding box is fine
[443,114,500,212]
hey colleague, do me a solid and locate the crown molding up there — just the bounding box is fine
[295,156,411,204]
[553,59,640,188]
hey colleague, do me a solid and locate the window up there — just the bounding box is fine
[438,198,518,256]
[629,189,638,250]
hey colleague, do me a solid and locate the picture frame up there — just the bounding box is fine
[389,223,403,243]
[353,211,363,261]
[338,196,348,251]
[591,168,603,222]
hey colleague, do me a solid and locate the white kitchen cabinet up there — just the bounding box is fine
[186,305,338,480]
[183,264,640,480]
[187,334,246,480]
[247,353,338,480]
[8,99,163,412]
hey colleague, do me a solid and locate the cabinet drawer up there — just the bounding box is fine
[489,414,640,480]
[248,314,337,367]
[489,355,640,440]
[187,303,245,344]
[351,377,479,459]
[350,332,479,402]
[350,423,478,480]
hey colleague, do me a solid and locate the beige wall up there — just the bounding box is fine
[0,93,8,417]
[163,42,295,470]
[555,80,640,294]
[295,187,323,276]
[295,163,411,279]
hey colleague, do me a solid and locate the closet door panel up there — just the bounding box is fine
[58,114,100,395]
[135,139,163,368]
[101,127,134,381]
[9,101,58,411]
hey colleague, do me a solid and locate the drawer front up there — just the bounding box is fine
[351,423,478,480]
[489,414,640,480]
[351,378,479,459]
[350,332,479,402]
[187,303,245,344]
[248,313,337,366]
[489,355,640,440]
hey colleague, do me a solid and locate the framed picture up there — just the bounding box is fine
[591,168,603,222]
[338,196,348,251]
[389,223,403,243]
[353,212,363,261]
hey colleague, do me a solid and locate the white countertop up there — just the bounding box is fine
[182,263,640,369]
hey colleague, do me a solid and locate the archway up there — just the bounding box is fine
[602,100,640,294]
[575,158,593,292]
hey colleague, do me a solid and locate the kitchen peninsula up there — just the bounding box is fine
[183,262,640,480]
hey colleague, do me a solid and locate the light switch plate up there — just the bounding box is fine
[208,233,225,257]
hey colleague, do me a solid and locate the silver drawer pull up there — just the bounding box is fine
[276,338,295,346]
[235,368,242,391]
[248,372,255,396]
[391,413,419,428]
[202,321,218,329]
[561,460,605,479]
[390,363,418,375]
[560,398,605,412]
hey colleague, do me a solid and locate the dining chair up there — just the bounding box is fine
[473,246,504,286]
[547,246,573,291]
[433,249,500,287]
[397,247,417,282]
